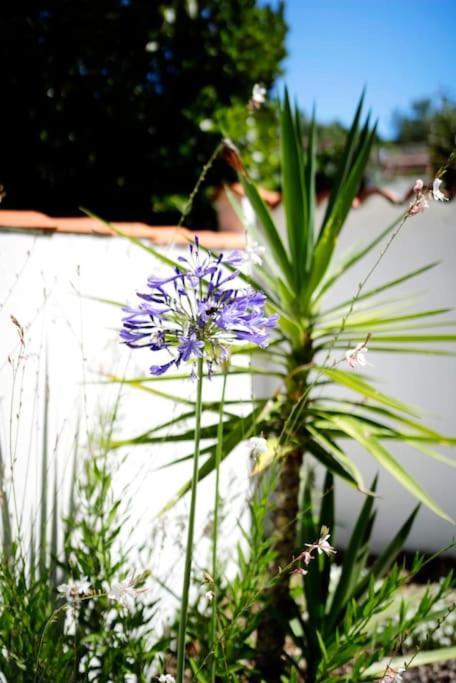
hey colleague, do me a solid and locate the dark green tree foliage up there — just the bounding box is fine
[392,98,435,144]
[0,0,286,224]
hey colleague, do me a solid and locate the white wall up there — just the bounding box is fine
[0,231,252,611]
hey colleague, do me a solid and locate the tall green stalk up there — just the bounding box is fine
[209,367,228,681]
[176,356,205,683]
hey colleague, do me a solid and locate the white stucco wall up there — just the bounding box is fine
[0,231,252,607]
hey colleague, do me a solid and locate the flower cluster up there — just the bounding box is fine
[409,176,448,215]
[57,577,92,606]
[120,238,278,377]
[291,527,336,576]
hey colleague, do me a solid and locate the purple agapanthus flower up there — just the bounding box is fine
[120,237,277,377]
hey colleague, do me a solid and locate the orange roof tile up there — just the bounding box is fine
[0,210,246,249]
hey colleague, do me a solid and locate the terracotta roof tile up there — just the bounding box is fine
[0,210,246,249]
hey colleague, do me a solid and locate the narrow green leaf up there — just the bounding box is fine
[354,506,419,600]
[307,425,366,491]
[68,423,79,522]
[309,121,377,294]
[327,477,378,629]
[281,88,305,286]
[240,177,292,286]
[313,400,456,446]
[304,107,317,273]
[318,367,419,416]
[317,308,452,335]
[39,358,50,577]
[327,415,453,522]
[306,438,359,488]
[320,262,440,317]
[298,470,317,547]
[0,441,12,555]
[321,90,366,228]
[50,467,58,590]
[160,404,266,512]
[111,414,241,448]
[349,333,456,343]
[319,471,335,602]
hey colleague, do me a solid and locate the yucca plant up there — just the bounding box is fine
[109,91,455,677]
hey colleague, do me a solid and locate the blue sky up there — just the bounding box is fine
[277,0,455,138]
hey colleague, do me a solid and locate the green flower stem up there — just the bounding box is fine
[209,366,228,682]
[176,356,205,683]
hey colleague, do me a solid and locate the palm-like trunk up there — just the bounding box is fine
[255,447,304,680]
[255,340,311,680]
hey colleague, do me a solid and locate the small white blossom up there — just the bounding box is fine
[243,241,266,267]
[248,436,268,460]
[205,590,215,602]
[380,666,405,682]
[413,178,424,193]
[251,83,266,107]
[106,579,140,607]
[249,83,266,110]
[306,531,336,557]
[57,577,91,603]
[345,342,370,369]
[158,675,176,683]
[432,177,448,201]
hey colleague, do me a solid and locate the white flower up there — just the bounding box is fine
[248,436,268,460]
[243,241,266,267]
[345,342,370,369]
[251,83,266,105]
[432,177,448,201]
[381,666,405,682]
[306,531,336,557]
[205,590,215,602]
[106,579,138,607]
[57,577,91,603]
[413,178,424,193]
[315,533,336,556]
[158,675,176,683]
